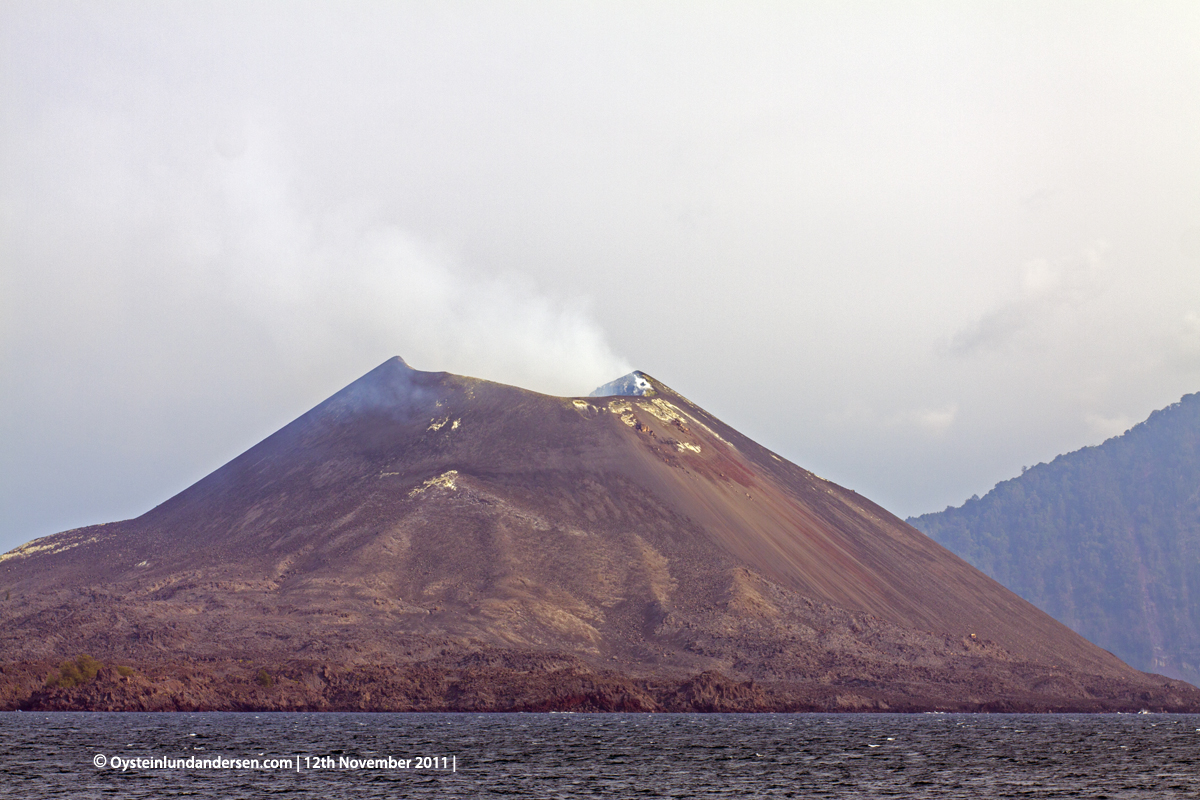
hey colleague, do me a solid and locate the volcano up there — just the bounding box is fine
[1,357,1196,711]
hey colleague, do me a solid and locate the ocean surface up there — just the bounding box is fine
[1,712,1198,798]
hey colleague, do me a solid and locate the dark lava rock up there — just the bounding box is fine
[2,357,1197,712]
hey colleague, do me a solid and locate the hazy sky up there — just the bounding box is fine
[3,2,1200,552]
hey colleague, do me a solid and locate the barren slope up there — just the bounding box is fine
[1,357,1195,711]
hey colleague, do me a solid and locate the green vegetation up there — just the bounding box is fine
[48,654,104,688]
[909,392,1200,684]
[116,665,136,678]
[256,668,274,688]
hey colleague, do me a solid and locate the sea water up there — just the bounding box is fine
[1,712,1197,798]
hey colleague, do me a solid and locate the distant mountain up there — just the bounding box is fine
[1,358,1195,712]
[909,393,1200,686]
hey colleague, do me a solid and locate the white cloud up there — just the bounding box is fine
[1179,312,1200,351]
[828,401,958,437]
[1161,312,1200,374]
[1084,412,1135,442]
[910,404,959,435]
[947,242,1109,356]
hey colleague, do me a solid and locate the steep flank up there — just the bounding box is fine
[910,392,1200,685]
[1,359,1196,711]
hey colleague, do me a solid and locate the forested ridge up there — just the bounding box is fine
[909,392,1200,685]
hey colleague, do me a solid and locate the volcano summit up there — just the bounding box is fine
[1,358,1196,711]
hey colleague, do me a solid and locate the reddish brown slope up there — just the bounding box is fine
[0,357,1195,711]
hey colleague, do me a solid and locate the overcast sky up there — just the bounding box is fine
[3,2,1200,552]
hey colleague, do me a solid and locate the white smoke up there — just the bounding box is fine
[0,109,630,549]
[4,112,630,400]
[201,121,632,396]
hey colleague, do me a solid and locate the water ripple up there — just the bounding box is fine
[1,712,1198,798]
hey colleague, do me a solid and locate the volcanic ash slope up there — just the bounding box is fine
[1,357,1196,712]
